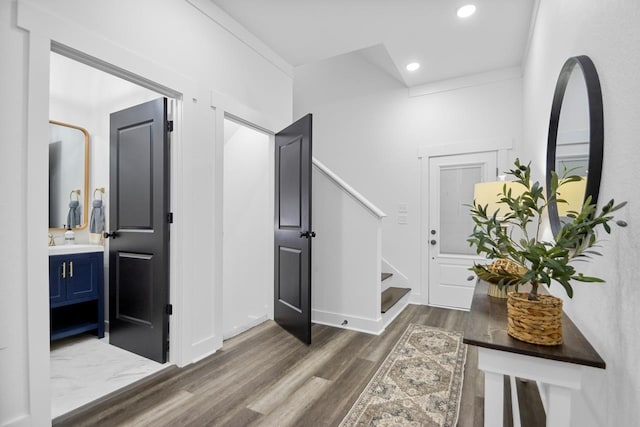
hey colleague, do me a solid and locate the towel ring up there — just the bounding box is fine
[94,187,105,200]
[69,189,81,201]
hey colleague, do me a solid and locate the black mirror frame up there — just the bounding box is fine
[546,55,604,236]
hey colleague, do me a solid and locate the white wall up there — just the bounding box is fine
[222,119,271,339]
[522,1,640,425]
[294,52,523,303]
[0,0,292,424]
[311,166,382,333]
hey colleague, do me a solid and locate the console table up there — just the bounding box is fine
[463,281,605,427]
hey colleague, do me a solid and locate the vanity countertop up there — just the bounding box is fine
[48,244,104,256]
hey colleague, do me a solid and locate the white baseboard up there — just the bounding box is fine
[312,309,384,335]
[223,315,269,340]
[408,293,425,305]
[2,414,30,427]
[190,334,222,363]
[427,303,470,312]
[312,291,413,335]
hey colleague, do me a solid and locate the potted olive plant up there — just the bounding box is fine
[468,159,625,345]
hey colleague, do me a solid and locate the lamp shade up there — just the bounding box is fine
[557,177,586,216]
[473,181,526,218]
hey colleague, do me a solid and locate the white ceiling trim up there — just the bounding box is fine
[409,66,522,98]
[185,0,293,78]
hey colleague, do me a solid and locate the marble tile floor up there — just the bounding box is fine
[50,333,168,419]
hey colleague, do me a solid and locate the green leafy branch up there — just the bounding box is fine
[468,159,625,301]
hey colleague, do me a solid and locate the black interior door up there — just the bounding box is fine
[108,97,170,363]
[274,114,313,345]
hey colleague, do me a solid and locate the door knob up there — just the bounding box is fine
[300,231,316,238]
[104,231,119,239]
[430,239,437,245]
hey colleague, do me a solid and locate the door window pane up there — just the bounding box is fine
[439,165,481,255]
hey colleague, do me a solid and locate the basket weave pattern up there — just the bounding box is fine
[480,259,526,298]
[507,292,563,345]
[487,283,514,298]
[489,259,527,277]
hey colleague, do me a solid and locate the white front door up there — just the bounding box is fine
[428,152,497,309]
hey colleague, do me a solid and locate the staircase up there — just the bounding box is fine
[380,273,411,313]
[311,158,413,334]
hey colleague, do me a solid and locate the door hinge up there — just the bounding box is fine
[167,212,174,223]
[166,304,173,315]
[167,120,174,132]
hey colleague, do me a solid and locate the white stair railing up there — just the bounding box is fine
[311,157,388,334]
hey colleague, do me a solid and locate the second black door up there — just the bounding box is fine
[274,114,313,345]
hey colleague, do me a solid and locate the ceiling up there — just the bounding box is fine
[210,0,535,87]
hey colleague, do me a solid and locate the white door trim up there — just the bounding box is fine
[419,140,513,307]
[17,2,196,422]
[209,94,279,330]
[219,113,276,341]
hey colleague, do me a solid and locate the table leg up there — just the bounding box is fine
[510,376,521,427]
[484,371,504,427]
[546,385,572,427]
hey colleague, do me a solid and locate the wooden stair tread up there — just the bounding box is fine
[381,287,411,313]
[381,272,393,282]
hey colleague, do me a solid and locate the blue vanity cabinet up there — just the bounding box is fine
[49,257,65,305]
[49,251,105,341]
[65,253,100,301]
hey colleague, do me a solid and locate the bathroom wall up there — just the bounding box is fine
[521,0,640,425]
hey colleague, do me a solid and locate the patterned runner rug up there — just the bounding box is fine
[340,324,467,427]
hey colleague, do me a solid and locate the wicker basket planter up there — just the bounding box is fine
[487,283,515,299]
[507,292,563,345]
[480,259,526,299]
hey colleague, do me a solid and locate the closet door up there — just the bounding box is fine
[274,114,313,345]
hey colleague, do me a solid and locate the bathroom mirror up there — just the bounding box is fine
[49,120,90,230]
[546,55,603,236]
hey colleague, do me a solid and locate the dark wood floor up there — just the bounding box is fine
[55,305,541,426]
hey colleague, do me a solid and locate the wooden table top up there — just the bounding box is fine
[463,280,606,369]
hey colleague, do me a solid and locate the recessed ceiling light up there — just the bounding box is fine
[457,4,476,18]
[406,62,420,72]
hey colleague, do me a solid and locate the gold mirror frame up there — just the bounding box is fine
[49,120,90,231]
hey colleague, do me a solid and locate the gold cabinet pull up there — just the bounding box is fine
[62,262,66,279]
[70,261,73,278]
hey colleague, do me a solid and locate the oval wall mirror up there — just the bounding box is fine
[546,55,603,236]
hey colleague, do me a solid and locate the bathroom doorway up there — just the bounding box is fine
[49,51,174,418]
[222,117,273,340]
